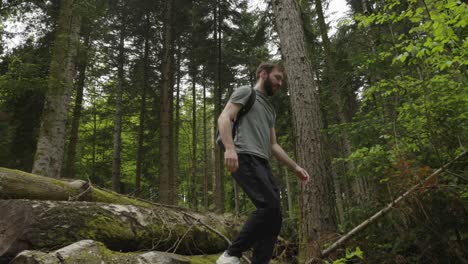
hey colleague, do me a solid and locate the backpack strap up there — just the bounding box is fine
[232,88,256,136]
[216,88,256,150]
[236,87,256,121]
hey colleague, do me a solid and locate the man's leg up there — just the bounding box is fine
[250,165,282,264]
[227,154,282,262]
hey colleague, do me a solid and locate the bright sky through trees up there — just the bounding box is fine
[248,0,350,36]
[3,0,350,53]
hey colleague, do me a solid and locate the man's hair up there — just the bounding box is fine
[255,62,284,80]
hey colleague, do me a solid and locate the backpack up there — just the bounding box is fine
[216,87,256,150]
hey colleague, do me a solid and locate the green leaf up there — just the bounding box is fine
[355,247,364,259]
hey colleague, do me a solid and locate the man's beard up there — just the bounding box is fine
[264,76,274,96]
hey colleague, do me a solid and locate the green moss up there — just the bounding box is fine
[87,188,152,208]
[0,167,155,207]
[96,242,138,261]
[56,241,138,263]
[189,254,221,264]
[81,214,134,243]
[0,167,76,200]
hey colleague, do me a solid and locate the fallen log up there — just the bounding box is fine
[0,167,153,208]
[0,200,238,258]
[10,240,191,264]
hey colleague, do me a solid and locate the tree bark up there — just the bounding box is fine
[0,200,238,258]
[112,15,125,193]
[174,43,182,205]
[158,0,175,205]
[191,66,198,210]
[91,86,98,184]
[213,0,225,213]
[233,179,239,216]
[314,0,355,223]
[63,28,90,179]
[32,0,81,178]
[203,78,209,210]
[135,13,151,195]
[272,0,337,260]
[283,167,294,219]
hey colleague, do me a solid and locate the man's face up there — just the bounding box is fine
[264,68,284,96]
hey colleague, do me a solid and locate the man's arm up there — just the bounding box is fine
[218,102,241,173]
[271,128,310,183]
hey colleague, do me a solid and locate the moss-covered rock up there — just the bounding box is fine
[10,240,191,264]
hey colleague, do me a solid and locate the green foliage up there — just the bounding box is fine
[345,0,467,181]
[0,39,49,170]
[326,247,364,264]
[328,0,468,262]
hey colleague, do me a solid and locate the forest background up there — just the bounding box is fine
[0,0,467,263]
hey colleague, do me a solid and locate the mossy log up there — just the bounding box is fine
[0,167,153,208]
[10,240,191,264]
[0,200,238,258]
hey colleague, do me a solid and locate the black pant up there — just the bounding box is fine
[227,154,282,264]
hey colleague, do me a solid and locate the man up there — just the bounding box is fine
[216,62,310,264]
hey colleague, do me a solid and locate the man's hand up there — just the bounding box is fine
[224,148,239,173]
[294,165,310,183]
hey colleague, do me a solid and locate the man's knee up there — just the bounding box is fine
[264,206,282,227]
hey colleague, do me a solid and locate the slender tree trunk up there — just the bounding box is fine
[135,13,151,196]
[276,162,288,215]
[169,51,176,205]
[174,44,182,204]
[63,29,90,178]
[283,167,294,219]
[233,179,239,216]
[112,17,125,193]
[191,67,198,210]
[315,0,354,224]
[213,0,224,213]
[32,0,81,178]
[203,79,208,210]
[189,5,198,210]
[272,0,337,260]
[361,0,369,14]
[158,0,175,204]
[91,90,97,184]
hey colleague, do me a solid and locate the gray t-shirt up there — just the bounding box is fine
[229,86,276,160]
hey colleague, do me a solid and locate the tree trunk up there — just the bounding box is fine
[213,0,225,213]
[32,0,81,178]
[135,13,151,196]
[272,0,337,260]
[233,179,239,216]
[203,79,209,210]
[0,167,156,207]
[191,67,198,210]
[91,86,98,184]
[158,0,175,204]
[283,167,294,219]
[112,18,125,193]
[315,0,366,208]
[0,200,237,258]
[174,44,182,205]
[63,28,90,179]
